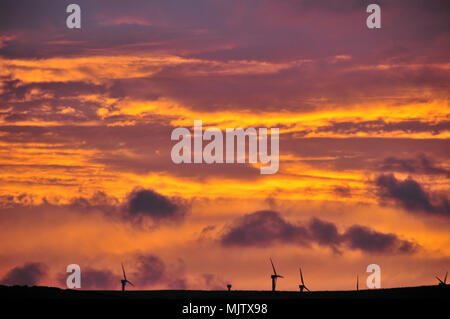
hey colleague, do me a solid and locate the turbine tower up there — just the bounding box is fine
[356,275,359,291]
[121,263,134,292]
[436,271,448,286]
[270,258,283,291]
[298,268,310,292]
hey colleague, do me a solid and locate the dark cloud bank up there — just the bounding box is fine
[57,254,187,290]
[220,210,418,254]
[0,262,47,286]
[56,254,222,290]
[69,187,189,225]
[126,188,187,222]
[375,174,450,217]
[1,254,223,290]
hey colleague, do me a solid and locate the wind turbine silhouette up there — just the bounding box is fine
[121,263,134,292]
[270,258,283,291]
[298,268,310,292]
[436,271,448,286]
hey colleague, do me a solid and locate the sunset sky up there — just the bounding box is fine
[0,0,449,291]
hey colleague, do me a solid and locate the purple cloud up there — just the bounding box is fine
[0,262,47,286]
[220,210,418,254]
[376,174,450,216]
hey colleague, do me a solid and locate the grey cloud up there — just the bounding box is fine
[343,225,417,254]
[308,218,342,252]
[220,210,310,247]
[220,210,418,254]
[131,254,166,286]
[126,188,188,223]
[376,174,450,216]
[0,262,47,286]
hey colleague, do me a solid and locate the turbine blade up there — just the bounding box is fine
[300,268,304,285]
[436,276,443,284]
[122,263,127,280]
[304,286,310,292]
[270,258,277,276]
[445,271,448,284]
[278,275,284,278]
[126,280,134,287]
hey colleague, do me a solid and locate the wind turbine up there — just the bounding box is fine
[436,271,448,286]
[270,258,283,291]
[121,263,134,292]
[298,268,310,292]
